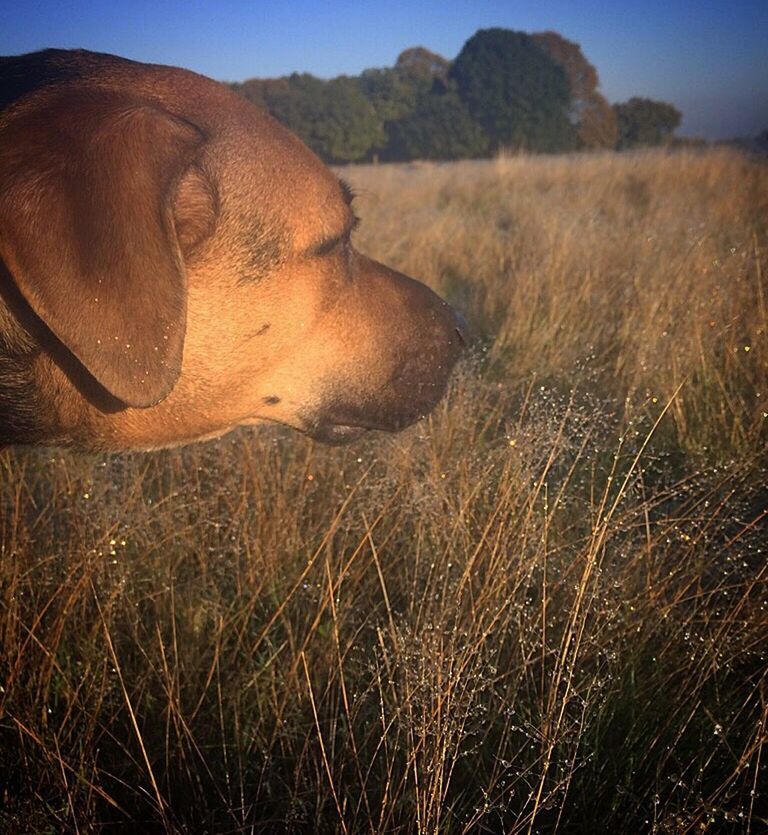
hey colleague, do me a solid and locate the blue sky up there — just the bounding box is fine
[1,0,766,139]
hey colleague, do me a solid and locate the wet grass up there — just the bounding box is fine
[1,148,766,833]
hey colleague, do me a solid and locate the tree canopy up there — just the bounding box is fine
[383,90,488,161]
[229,27,682,163]
[531,31,618,149]
[234,73,382,163]
[394,47,449,80]
[449,28,577,153]
[614,98,682,148]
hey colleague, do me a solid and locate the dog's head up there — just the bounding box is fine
[0,50,466,450]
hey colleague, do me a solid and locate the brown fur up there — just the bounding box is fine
[0,49,466,451]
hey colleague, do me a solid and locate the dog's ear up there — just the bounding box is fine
[0,87,210,407]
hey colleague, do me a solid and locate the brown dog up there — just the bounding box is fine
[0,49,466,451]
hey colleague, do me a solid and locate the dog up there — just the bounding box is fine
[0,49,466,451]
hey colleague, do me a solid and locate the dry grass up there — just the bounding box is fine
[1,148,766,833]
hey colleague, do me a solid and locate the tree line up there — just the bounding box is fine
[230,28,682,164]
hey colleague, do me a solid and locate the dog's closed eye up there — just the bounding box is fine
[311,214,360,257]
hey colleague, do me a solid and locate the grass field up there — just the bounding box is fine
[1,148,766,833]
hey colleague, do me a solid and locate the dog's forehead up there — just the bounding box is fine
[64,54,345,231]
[207,111,349,249]
[61,54,348,244]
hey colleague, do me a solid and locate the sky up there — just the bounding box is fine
[1,0,766,140]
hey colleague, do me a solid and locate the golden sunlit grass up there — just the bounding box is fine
[1,148,766,833]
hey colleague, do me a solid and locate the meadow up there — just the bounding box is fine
[0,147,766,833]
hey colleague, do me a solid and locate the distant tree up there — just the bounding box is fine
[232,74,383,162]
[232,27,639,162]
[358,47,449,134]
[357,47,454,159]
[383,90,488,160]
[613,97,682,148]
[531,31,618,149]
[449,28,577,152]
[357,66,433,124]
[394,47,449,80]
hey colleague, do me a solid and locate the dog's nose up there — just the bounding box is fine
[452,310,471,349]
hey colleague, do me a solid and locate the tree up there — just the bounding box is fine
[531,31,618,149]
[357,46,451,157]
[232,74,383,162]
[357,65,433,124]
[357,47,453,160]
[383,90,488,161]
[394,47,449,80]
[449,28,577,152]
[231,27,675,162]
[613,97,682,148]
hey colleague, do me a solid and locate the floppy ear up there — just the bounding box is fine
[0,87,208,407]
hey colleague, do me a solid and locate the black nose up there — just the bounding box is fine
[452,309,471,349]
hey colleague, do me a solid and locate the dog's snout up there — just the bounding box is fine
[306,262,468,441]
[452,310,470,349]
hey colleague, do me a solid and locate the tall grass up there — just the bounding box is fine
[1,148,766,833]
